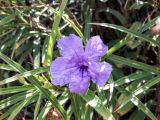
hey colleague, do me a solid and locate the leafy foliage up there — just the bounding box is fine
[0,0,160,120]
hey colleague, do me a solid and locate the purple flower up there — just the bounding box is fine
[50,34,112,95]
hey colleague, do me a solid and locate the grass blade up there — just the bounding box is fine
[82,90,115,120]
[116,86,157,120]
[45,0,68,66]
[8,90,39,120]
[0,52,69,119]
[0,67,49,85]
[0,85,34,95]
[91,23,160,48]
[117,76,160,111]
[104,71,153,90]
[107,54,160,74]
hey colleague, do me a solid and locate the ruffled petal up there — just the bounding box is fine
[88,61,112,87]
[69,70,90,95]
[50,57,77,86]
[85,36,108,61]
[58,34,84,58]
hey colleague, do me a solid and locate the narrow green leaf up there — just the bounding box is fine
[134,76,160,95]
[0,64,16,71]
[116,86,157,120]
[98,8,126,25]
[0,67,49,85]
[84,3,92,40]
[70,94,81,120]
[0,85,34,95]
[0,14,15,26]
[0,52,26,72]
[48,7,84,41]
[62,15,85,41]
[91,23,160,48]
[104,71,153,90]
[11,29,24,58]
[0,52,69,120]
[34,93,42,120]
[33,37,41,69]
[105,22,141,55]
[116,79,149,115]
[45,0,68,66]
[128,100,154,120]
[0,90,34,110]
[141,17,158,32]
[1,102,22,119]
[130,1,150,10]
[117,76,160,111]
[8,90,39,120]
[107,54,160,74]
[82,90,115,120]
[37,101,52,119]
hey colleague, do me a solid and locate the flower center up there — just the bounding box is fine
[80,64,88,71]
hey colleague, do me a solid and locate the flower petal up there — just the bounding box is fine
[50,57,77,86]
[69,70,90,95]
[58,34,84,58]
[85,36,108,61]
[89,61,112,87]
